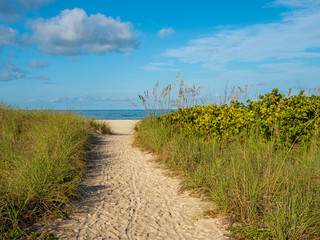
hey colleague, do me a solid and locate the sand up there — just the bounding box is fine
[40,120,228,239]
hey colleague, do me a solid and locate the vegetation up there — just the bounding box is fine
[162,88,320,147]
[0,103,111,239]
[134,75,320,239]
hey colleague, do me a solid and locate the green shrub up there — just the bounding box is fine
[161,89,320,147]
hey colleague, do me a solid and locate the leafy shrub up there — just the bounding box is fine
[161,88,320,147]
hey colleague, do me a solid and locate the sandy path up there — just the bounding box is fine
[44,120,228,239]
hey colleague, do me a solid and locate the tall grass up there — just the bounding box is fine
[131,73,206,116]
[134,75,320,239]
[0,103,111,239]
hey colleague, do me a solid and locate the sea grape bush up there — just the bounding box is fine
[161,88,320,146]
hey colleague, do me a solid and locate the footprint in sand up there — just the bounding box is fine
[37,120,228,240]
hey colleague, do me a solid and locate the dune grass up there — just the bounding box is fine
[0,103,111,239]
[134,119,320,239]
[133,75,320,239]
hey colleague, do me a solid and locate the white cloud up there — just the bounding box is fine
[28,60,49,68]
[0,26,18,48]
[31,8,138,56]
[163,4,320,68]
[158,27,175,39]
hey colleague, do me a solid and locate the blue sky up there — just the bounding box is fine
[0,0,319,109]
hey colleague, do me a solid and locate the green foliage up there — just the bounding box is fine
[161,89,320,147]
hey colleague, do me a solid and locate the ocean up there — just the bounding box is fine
[37,109,174,120]
[68,109,148,120]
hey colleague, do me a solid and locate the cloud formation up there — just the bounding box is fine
[0,61,49,82]
[163,2,320,69]
[0,26,18,48]
[0,62,28,81]
[158,27,175,39]
[28,60,49,68]
[31,8,138,56]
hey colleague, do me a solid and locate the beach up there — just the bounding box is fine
[39,120,227,239]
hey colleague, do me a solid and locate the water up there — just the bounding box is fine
[68,109,175,120]
[32,109,174,120]
[68,109,148,120]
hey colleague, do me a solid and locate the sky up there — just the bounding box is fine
[0,0,319,109]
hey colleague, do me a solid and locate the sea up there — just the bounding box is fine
[63,109,174,120]
[62,109,146,120]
